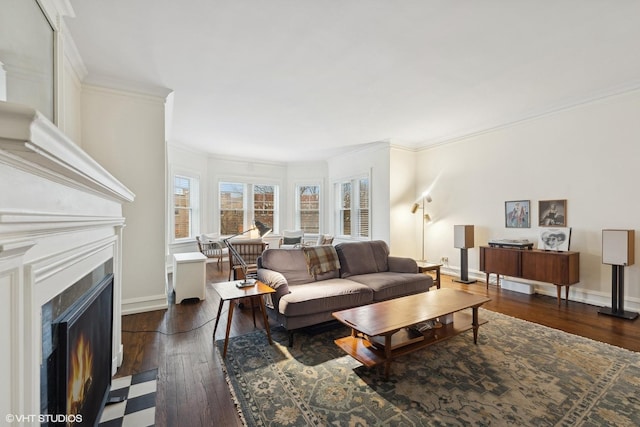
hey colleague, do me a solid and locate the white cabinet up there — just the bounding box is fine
[173,252,207,303]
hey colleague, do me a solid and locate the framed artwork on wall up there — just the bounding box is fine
[539,199,567,226]
[538,227,571,251]
[505,200,530,228]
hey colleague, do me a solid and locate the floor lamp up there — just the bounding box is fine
[223,220,272,288]
[411,194,432,262]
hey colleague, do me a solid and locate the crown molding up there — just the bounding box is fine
[82,77,174,101]
[417,82,640,152]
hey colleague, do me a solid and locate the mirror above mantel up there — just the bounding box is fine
[0,0,55,122]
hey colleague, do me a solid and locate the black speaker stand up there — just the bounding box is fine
[598,264,638,320]
[453,248,477,284]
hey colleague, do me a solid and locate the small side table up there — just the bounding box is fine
[212,280,276,358]
[173,252,207,303]
[416,261,442,289]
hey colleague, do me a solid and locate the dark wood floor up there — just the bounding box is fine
[118,262,640,427]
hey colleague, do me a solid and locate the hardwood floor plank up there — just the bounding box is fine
[118,263,640,426]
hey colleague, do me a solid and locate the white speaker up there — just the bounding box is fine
[454,225,474,249]
[602,229,635,266]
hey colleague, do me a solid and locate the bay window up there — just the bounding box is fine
[253,185,276,231]
[219,181,279,235]
[296,184,320,233]
[219,182,245,235]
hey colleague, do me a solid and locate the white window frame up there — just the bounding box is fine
[219,181,280,236]
[172,173,200,242]
[334,174,370,240]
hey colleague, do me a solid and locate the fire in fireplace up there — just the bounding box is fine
[51,273,114,425]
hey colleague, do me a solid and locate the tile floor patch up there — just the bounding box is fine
[98,369,157,427]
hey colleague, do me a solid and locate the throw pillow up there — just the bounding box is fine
[283,236,301,245]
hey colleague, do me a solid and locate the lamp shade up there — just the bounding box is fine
[254,220,272,238]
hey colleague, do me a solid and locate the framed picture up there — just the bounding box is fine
[505,200,530,228]
[538,227,571,251]
[538,199,567,226]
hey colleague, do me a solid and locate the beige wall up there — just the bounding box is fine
[414,89,640,310]
[81,85,168,314]
[389,146,418,258]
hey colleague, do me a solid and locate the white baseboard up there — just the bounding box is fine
[122,294,168,315]
[440,266,640,313]
[500,279,534,295]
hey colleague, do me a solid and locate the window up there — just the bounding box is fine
[219,182,279,235]
[335,176,369,238]
[253,185,276,231]
[339,182,351,236]
[219,182,245,235]
[358,178,369,238]
[296,184,320,233]
[173,175,199,239]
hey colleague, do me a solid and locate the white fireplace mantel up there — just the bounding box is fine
[0,102,134,203]
[0,101,134,424]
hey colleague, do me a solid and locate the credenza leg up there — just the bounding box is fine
[556,285,561,306]
[485,273,501,290]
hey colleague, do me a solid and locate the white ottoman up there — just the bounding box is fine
[173,252,207,303]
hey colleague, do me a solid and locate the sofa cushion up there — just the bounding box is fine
[335,240,390,277]
[279,279,373,317]
[388,256,418,273]
[260,248,338,286]
[347,272,432,301]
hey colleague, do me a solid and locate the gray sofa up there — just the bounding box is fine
[257,240,432,345]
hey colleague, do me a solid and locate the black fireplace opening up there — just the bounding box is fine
[49,273,114,426]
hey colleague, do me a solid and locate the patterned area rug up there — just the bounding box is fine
[217,310,640,426]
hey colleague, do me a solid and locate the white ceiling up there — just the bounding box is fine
[64,0,640,162]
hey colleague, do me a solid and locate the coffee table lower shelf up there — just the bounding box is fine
[334,312,486,370]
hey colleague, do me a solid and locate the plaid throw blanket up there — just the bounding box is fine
[302,246,341,277]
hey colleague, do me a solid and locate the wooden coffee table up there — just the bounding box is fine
[332,288,490,378]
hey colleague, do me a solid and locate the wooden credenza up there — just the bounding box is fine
[479,246,580,305]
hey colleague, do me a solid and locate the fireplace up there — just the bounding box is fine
[50,273,113,425]
[40,259,116,424]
